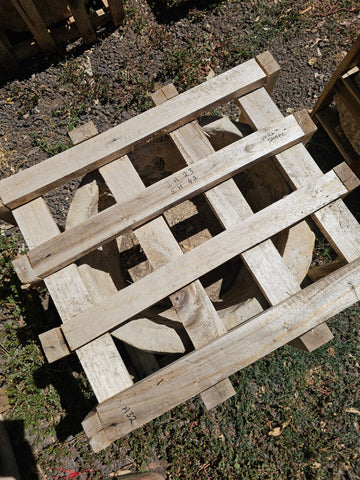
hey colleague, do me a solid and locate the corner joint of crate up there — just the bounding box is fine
[39,327,71,363]
[293,109,317,144]
[333,162,360,193]
[12,254,41,285]
[255,51,281,94]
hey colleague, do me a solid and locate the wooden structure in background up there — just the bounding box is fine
[312,35,360,174]
[0,0,125,72]
[1,53,360,451]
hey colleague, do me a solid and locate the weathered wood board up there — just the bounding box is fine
[2,53,360,453]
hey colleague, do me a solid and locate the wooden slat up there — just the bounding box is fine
[106,0,125,26]
[238,87,360,263]
[90,256,360,443]
[0,58,266,211]
[13,199,133,402]
[61,169,350,351]
[312,35,360,116]
[255,51,280,94]
[237,87,360,349]
[10,0,56,54]
[99,148,234,409]
[154,85,303,341]
[159,86,303,299]
[12,115,306,284]
[68,0,97,44]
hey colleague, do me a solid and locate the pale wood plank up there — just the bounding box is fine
[12,197,133,403]
[92,256,360,442]
[61,170,349,351]
[68,0,97,44]
[288,323,334,352]
[13,115,306,284]
[0,59,266,211]
[99,150,233,408]
[237,87,360,348]
[154,86,300,335]
[237,87,360,263]
[255,51,280,94]
[10,0,56,54]
[69,122,99,145]
[39,327,70,363]
[82,409,111,452]
[73,124,161,381]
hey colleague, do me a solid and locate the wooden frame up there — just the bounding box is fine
[311,35,360,173]
[1,52,360,451]
[0,0,125,71]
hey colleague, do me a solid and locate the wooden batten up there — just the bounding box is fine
[67,0,97,45]
[107,0,125,26]
[255,51,280,94]
[0,59,267,209]
[11,0,57,54]
[38,327,70,363]
[61,169,348,352]
[91,257,360,442]
[237,86,360,350]
[12,116,306,285]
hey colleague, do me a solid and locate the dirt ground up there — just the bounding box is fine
[0,1,360,479]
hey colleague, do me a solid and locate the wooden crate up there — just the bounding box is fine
[0,0,125,72]
[1,52,360,452]
[311,35,360,175]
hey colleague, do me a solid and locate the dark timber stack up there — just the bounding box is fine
[0,0,125,71]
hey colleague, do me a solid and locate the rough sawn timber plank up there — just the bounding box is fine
[89,255,360,444]
[12,202,133,404]
[10,0,56,54]
[61,169,350,351]
[96,126,234,409]
[13,115,306,284]
[236,87,360,350]
[153,84,307,350]
[0,58,266,211]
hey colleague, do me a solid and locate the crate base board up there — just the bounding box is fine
[1,53,360,453]
[83,255,360,450]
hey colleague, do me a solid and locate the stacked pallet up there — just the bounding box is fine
[1,52,360,451]
[312,35,360,174]
[0,0,125,71]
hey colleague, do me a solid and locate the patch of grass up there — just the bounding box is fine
[29,132,70,156]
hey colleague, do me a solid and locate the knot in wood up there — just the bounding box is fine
[172,288,189,309]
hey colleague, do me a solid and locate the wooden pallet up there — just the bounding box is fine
[312,35,360,174]
[0,0,124,71]
[1,52,360,452]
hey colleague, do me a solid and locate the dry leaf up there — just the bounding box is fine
[268,417,292,436]
[328,347,335,357]
[345,408,360,415]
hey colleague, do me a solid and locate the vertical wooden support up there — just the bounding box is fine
[107,0,125,26]
[68,0,97,44]
[10,0,56,54]
[312,35,360,117]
